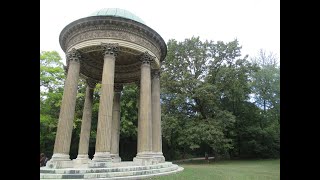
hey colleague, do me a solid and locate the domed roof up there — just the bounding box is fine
[89,8,145,25]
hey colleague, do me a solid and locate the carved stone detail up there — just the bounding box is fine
[59,16,166,84]
[66,30,160,60]
[80,46,141,56]
[60,17,166,61]
[152,70,160,79]
[140,52,155,65]
[87,78,97,89]
[67,48,81,63]
[101,43,119,57]
[114,84,123,92]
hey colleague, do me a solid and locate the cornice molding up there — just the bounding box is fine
[59,16,166,62]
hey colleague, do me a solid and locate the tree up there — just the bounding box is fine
[161,38,280,159]
[251,49,280,125]
[204,39,259,158]
[244,49,280,158]
[161,37,253,159]
[40,51,65,156]
[40,51,65,91]
[118,84,139,160]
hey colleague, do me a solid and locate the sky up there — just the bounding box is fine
[40,0,280,64]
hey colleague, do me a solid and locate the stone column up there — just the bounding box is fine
[110,84,123,162]
[91,43,118,167]
[151,70,165,163]
[75,79,96,165]
[47,49,81,168]
[135,81,141,153]
[134,52,155,165]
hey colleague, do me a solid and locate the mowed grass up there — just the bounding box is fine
[150,159,280,180]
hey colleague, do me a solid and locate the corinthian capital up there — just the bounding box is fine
[67,48,81,63]
[86,78,97,89]
[114,84,123,92]
[101,43,119,57]
[152,70,160,79]
[140,51,155,65]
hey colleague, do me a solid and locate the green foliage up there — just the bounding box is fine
[161,37,279,159]
[120,84,138,138]
[40,38,279,160]
[242,49,280,158]
[251,50,280,113]
[161,37,248,159]
[40,51,65,156]
[40,51,65,91]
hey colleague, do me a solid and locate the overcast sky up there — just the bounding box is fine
[40,0,280,64]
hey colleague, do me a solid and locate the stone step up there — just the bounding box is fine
[40,167,184,180]
[40,163,180,179]
[41,162,173,174]
[40,165,178,179]
[85,165,179,179]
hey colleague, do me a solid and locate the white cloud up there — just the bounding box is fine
[40,0,280,64]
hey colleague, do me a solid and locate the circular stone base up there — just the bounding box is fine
[40,161,183,179]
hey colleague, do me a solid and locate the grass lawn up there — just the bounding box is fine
[150,159,280,180]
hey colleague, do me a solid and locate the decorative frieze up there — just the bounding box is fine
[65,30,160,60]
[80,46,141,56]
[60,17,165,61]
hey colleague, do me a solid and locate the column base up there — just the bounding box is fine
[110,154,122,162]
[89,152,112,168]
[133,152,156,165]
[46,153,73,169]
[153,152,165,163]
[73,154,91,165]
[92,152,112,161]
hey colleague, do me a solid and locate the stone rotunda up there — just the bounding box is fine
[40,8,183,179]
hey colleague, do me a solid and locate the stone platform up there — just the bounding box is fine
[40,161,183,179]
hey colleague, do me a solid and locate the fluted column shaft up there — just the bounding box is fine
[137,53,154,154]
[77,81,95,159]
[136,82,141,153]
[151,71,162,153]
[93,44,118,162]
[52,49,81,160]
[151,71,165,163]
[111,85,123,162]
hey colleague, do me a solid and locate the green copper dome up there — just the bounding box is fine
[89,8,145,25]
